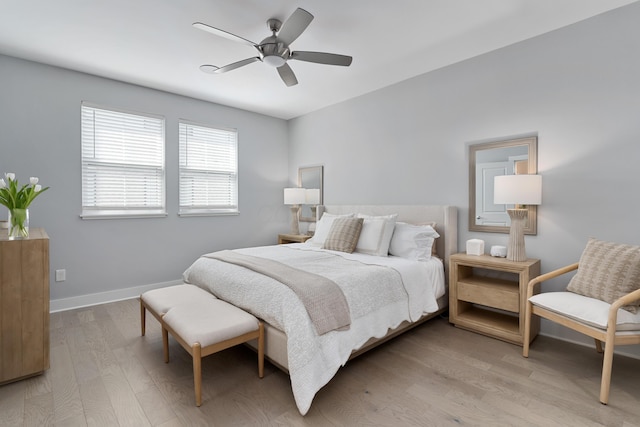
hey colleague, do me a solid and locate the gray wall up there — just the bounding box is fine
[289,3,640,355]
[0,55,290,306]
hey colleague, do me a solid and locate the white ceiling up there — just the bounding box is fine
[1,0,636,120]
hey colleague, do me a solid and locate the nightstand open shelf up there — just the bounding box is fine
[449,253,540,346]
[278,233,311,244]
[455,305,521,339]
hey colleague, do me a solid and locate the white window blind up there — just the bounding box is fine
[81,103,166,218]
[179,121,238,215]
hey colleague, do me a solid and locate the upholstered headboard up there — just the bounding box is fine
[316,205,458,270]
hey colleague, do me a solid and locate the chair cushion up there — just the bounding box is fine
[141,284,216,315]
[566,238,640,313]
[529,292,640,331]
[162,300,259,347]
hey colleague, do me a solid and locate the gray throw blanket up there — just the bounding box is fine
[205,250,351,335]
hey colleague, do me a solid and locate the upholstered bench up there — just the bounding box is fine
[162,300,264,406]
[139,284,264,407]
[140,284,216,336]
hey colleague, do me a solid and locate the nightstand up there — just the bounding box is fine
[449,253,540,346]
[278,233,311,244]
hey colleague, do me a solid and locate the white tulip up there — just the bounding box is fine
[5,173,15,181]
[0,179,6,188]
[30,177,39,185]
[34,184,42,192]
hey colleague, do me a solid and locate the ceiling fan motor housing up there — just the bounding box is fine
[260,34,290,67]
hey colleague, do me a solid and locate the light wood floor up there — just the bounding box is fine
[1,298,639,426]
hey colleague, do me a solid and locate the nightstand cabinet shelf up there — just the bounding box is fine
[449,253,540,346]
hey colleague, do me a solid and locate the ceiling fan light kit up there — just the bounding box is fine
[263,55,286,68]
[194,8,352,87]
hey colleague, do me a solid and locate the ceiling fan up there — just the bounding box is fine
[193,8,353,87]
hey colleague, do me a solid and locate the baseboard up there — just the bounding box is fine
[49,279,184,313]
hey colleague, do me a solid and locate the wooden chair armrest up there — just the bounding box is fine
[526,262,579,299]
[611,288,640,310]
[609,288,640,317]
[606,287,640,338]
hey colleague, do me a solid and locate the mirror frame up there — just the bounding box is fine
[297,165,324,222]
[469,136,538,235]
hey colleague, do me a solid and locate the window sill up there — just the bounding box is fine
[178,210,239,217]
[81,211,168,220]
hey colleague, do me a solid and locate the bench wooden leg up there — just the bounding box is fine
[163,326,169,363]
[258,322,264,379]
[193,343,202,407]
[140,298,146,336]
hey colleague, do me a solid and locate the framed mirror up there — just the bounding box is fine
[469,136,538,234]
[298,165,323,222]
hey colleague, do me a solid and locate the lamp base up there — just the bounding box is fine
[289,205,300,235]
[506,209,528,262]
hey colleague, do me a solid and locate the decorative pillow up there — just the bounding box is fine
[355,214,398,257]
[567,238,640,313]
[307,213,355,247]
[322,217,364,253]
[389,222,440,261]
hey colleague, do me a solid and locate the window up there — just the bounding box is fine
[179,121,238,215]
[81,103,166,218]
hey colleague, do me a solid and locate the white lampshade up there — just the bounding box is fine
[305,188,320,205]
[284,188,306,205]
[494,174,542,205]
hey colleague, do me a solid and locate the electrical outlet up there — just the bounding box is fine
[55,269,66,282]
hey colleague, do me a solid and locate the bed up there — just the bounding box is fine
[182,204,458,414]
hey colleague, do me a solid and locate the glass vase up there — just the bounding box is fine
[7,208,29,239]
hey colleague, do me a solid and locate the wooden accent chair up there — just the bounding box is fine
[523,238,640,405]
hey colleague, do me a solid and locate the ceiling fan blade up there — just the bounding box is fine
[199,65,220,74]
[193,22,257,48]
[290,51,352,66]
[277,63,298,87]
[277,8,313,45]
[215,57,261,73]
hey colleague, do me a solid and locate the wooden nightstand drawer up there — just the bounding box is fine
[457,277,519,313]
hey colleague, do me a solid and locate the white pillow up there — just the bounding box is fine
[307,213,355,246]
[355,214,398,257]
[389,222,440,261]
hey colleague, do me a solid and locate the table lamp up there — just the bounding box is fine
[305,188,320,220]
[284,188,306,235]
[494,174,542,262]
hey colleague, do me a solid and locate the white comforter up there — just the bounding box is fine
[182,243,445,415]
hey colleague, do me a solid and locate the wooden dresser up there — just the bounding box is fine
[0,228,50,384]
